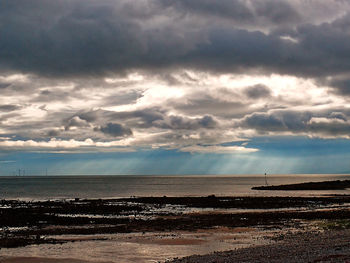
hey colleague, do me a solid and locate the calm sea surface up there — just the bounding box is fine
[1,174,350,200]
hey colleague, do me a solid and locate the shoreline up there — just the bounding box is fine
[1,195,350,262]
[169,228,350,263]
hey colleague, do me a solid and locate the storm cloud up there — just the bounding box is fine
[238,109,350,138]
[1,1,350,153]
[98,123,133,137]
[1,0,350,82]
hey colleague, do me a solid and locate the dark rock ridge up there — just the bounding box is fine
[252,180,350,191]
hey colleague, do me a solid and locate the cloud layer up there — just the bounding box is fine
[1,0,350,79]
[1,1,350,153]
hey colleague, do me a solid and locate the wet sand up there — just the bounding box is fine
[0,228,272,263]
[1,195,350,262]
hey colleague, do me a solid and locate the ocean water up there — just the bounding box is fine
[0,174,350,200]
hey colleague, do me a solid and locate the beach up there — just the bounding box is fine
[170,228,350,263]
[1,193,350,262]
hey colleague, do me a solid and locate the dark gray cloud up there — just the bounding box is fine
[1,0,350,80]
[57,107,165,136]
[308,119,350,137]
[76,110,101,123]
[239,109,350,137]
[77,108,166,129]
[0,112,21,123]
[75,108,217,131]
[0,1,144,76]
[183,19,350,78]
[0,82,11,89]
[102,91,143,107]
[98,122,132,137]
[33,89,73,102]
[244,84,271,99]
[155,115,217,130]
[241,112,287,132]
[160,0,315,26]
[160,0,255,22]
[325,77,350,95]
[0,104,22,112]
[239,110,313,133]
[329,112,347,121]
[170,94,252,118]
[254,1,300,24]
[47,129,60,137]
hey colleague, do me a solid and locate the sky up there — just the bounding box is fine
[1,0,350,175]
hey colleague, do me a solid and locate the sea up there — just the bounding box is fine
[1,174,350,200]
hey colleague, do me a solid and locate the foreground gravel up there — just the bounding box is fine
[169,229,350,263]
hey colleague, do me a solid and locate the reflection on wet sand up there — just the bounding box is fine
[0,227,274,263]
[1,195,350,262]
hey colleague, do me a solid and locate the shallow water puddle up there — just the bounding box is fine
[0,227,270,263]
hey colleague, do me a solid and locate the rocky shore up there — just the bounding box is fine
[1,195,350,249]
[252,179,350,190]
[169,228,350,263]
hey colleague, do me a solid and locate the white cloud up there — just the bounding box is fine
[0,70,349,153]
[0,138,134,152]
[308,117,346,124]
[179,145,259,154]
[0,74,29,83]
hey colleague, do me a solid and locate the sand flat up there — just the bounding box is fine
[0,257,113,263]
